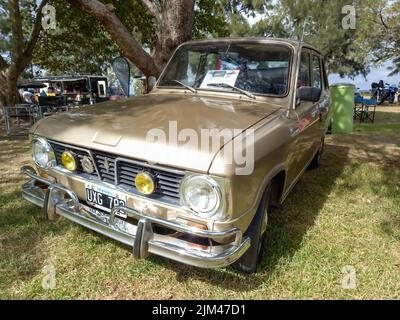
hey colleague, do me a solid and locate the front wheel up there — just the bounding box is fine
[233,184,272,274]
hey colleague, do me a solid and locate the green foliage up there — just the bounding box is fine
[355,0,400,75]
[221,0,272,16]
[134,79,145,95]
[193,0,229,39]
[246,0,372,76]
[34,0,232,75]
[34,0,157,75]
[5,0,400,79]
[0,0,39,61]
[244,0,400,77]
[229,14,252,37]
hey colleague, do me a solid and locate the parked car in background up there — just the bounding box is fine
[21,38,330,273]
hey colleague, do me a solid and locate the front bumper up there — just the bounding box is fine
[21,165,250,268]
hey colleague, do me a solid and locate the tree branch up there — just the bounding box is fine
[68,0,161,77]
[9,0,24,67]
[379,8,389,30]
[19,0,49,73]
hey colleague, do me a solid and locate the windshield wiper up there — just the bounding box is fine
[207,83,256,100]
[172,80,197,93]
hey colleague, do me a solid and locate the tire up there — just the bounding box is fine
[308,137,324,170]
[233,184,272,274]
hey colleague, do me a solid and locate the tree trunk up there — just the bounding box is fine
[69,0,162,77]
[0,0,48,107]
[149,0,195,70]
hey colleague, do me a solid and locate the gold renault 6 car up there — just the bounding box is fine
[21,38,330,273]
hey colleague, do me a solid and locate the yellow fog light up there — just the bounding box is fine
[61,151,77,171]
[135,172,155,195]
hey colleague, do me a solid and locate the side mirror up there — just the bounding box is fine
[148,76,157,88]
[297,87,321,104]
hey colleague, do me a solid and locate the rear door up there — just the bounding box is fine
[307,52,325,155]
[316,56,331,136]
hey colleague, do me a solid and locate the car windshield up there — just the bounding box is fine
[158,42,292,96]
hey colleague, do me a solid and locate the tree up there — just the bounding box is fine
[67,0,195,78]
[0,0,49,106]
[34,0,228,76]
[193,0,229,39]
[246,0,372,77]
[33,0,122,75]
[244,0,400,78]
[355,0,400,76]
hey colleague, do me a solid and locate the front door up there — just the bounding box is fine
[286,49,323,186]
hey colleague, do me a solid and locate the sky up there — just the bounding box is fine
[328,61,399,90]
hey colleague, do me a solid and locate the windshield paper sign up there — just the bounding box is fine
[200,70,240,89]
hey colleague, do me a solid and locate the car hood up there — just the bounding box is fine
[33,93,282,172]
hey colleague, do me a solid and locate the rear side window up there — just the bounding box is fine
[311,55,322,90]
[299,51,310,87]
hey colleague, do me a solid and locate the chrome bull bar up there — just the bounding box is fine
[20,165,251,268]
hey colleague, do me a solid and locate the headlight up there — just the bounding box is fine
[32,137,56,169]
[180,175,222,218]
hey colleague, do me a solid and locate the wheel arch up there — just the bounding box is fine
[253,165,287,215]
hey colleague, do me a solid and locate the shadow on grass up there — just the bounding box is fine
[0,189,71,294]
[322,133,400,244]
[373,109,400,124]
[54,141,350,293]
[0,135,30,165]
[138,143,350,292]
[8,129,399,294]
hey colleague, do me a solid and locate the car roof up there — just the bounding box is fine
[183,37,320,53]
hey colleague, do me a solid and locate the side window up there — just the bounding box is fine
[311,55,322,90]
[299,51,310,88]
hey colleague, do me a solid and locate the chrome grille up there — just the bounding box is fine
[50,141,184,202]
[92,152,116,184]
[115,160,183,200]
[50,142,97,177]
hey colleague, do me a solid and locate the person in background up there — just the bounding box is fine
[22,89,34,104]
[40,89,47,97]
[55,83,62,94]
[46,87,56,96]
[33,89,40,104]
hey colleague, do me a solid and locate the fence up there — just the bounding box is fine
[1,96,76,137]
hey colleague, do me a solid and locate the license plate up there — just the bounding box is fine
[85,183,127,214]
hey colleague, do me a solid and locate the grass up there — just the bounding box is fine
[354,123,400,133]
[0,116,399,299]
[354,105,400,134]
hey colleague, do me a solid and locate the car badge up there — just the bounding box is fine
[103,158,110,173]
[81,156,94,174]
